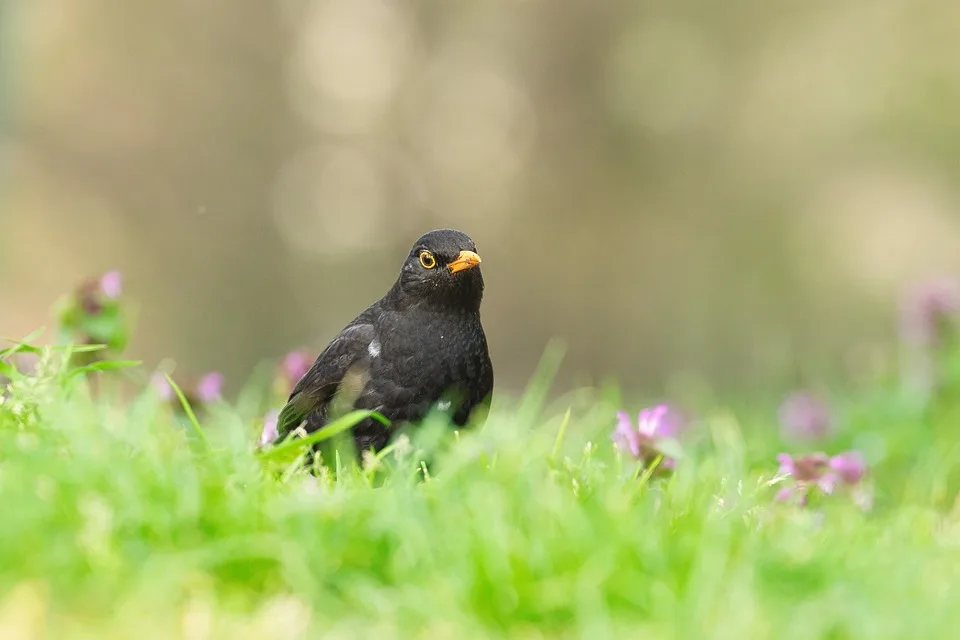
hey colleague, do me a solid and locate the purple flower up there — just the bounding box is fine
[899,277,960,347]
[196,372,223,403]
[777,452,828,481]
[99,271,123,300]
[778,391,833,441]
[612,404,686,470]
[281,350,312,385]
[151,373,173,400]
[272,350,314,400]
[828,450,871,511]
[829,451,866,485]
[260,410,279,447]
[63,272,129,355]
[642,404,687,438]
[152,371,225,411]
[613,411,642,457]
[775,450,871,510]
[777,452,835,493]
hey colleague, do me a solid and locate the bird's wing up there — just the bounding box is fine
[276,322,377,437]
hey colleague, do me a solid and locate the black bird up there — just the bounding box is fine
[274,228,494,458]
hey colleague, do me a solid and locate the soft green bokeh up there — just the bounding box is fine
[2,339,960,638]
[4,1,960,394]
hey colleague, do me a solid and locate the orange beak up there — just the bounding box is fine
[447,250,482,274]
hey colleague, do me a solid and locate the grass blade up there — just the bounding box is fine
[163,373,211,451]
[67,360,142,379]
[516,339,566,424]
[0,327,47,358]
[257,410,389,462]
[634,454,663,488]
[550,407,572,462]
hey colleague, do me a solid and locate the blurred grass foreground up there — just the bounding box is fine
[5,267,960,638]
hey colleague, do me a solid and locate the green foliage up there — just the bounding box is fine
[55,294,128,356]
[2,336,960,639]
[2,276,960,637]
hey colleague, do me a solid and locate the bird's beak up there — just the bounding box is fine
[447,250,482,274]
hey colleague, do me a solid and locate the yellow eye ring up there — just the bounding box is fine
[419,250,437,269]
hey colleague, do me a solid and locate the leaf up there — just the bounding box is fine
[66,360,142,379]
[257,410,390,462]
[58,344,110,354]
[163,374,211,451]
[635,454,664,487]
[0,359,17,379]
[1,343,108,357]
[80,311,128,352]
[550,407,572,463]
[0,327,48,359]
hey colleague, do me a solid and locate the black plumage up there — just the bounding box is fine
[274,228,494,457]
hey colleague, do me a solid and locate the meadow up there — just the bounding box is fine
[2,273,960,639]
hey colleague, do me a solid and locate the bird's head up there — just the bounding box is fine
[395,229,485,310]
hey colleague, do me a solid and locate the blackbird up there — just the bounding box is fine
[274,228,494,458]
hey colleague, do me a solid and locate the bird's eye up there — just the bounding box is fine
[419,250,437,269]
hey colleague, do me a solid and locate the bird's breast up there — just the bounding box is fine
[375,311,487,383]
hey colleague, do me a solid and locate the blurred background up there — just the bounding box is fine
[3,0,960,397]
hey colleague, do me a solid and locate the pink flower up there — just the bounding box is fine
[152,371,225,410]
[775,450,871,510]
[281,350,312,386]
[151,373,173,400]
[196,372,223,403]
[829,451,866,485]
[99,271,123,300]
[777,452,835,493]
[612,404,686,470]
[778,391,833,441]
[899,276,960,347]
[613,411,642,458]
[260,410,280,447]
[777,452,829,482]
[76,272,122,315]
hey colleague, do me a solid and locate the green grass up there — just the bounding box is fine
[3,345,960,639]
